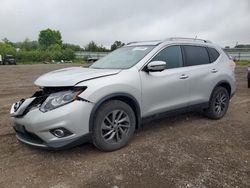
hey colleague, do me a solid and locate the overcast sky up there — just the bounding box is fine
[0,0,249,48]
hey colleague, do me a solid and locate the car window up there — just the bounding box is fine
[207,47,220,62]
[91,46,155,69]
[183,45,210,66]
[151,46,183,69]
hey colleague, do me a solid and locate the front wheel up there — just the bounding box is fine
[92,100,136,151]
[204,87,230,119]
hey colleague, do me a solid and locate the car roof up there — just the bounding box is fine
[126,37,212,47]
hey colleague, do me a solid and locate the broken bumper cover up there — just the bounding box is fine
[15,131,91,149]
[10,100,94,149]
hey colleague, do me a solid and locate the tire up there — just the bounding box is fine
[204,86,230,120]
[92,100,136,151]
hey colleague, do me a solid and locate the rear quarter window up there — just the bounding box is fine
[207,47,220,62]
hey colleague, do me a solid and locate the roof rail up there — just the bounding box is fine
[165,37,212,43]
[126,40,161,45]
[126,41,141,45]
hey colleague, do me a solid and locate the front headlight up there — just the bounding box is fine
[40,89,83,112]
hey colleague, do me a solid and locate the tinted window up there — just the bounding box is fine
[208,47,220,62]
[183,46,210,66]
[151,46,183,69]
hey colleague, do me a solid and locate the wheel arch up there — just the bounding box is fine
[89,93,142,133]
[210,80,232,99]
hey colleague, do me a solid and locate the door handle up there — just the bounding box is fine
[211,69,218,73]
[179,74,189,79]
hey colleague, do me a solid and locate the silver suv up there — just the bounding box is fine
[10,38,236,151]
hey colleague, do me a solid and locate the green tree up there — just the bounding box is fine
[62,48,74,60]
[62,43,82,51]
[84,41,99,51]
[2,38,14,46]
[22,38,39,51]
[48,44,62,52]
[111,41,125,51]
[38,28,62,50]
[14,38,39,51]
[0,42,16,56]
[84,41,109,52]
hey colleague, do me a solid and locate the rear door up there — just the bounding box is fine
[182,45,219,106]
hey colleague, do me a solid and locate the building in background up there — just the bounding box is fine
[224,48,250,61]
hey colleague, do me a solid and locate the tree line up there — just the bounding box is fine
[0,28,124,62]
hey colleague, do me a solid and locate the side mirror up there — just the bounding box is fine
[146,61,166,72]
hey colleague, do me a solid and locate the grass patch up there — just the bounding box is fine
[235,61,250,66]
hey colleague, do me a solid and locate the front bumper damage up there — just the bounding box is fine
[10,87,94,149]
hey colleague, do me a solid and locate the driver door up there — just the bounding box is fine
[139,45,190,117]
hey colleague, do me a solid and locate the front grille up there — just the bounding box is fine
[22,95,48,116]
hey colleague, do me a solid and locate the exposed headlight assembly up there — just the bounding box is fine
[40,88,85,112]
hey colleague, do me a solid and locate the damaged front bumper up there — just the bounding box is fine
[10,88,94,149]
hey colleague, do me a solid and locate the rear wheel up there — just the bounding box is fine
[204,87,230,119]
[92,100,136,151]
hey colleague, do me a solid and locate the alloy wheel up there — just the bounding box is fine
[101,110,131,143]
[214,91,228,115]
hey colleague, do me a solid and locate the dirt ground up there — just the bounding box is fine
[0,64,249,188]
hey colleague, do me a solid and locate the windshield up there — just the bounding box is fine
[90,46,155,69]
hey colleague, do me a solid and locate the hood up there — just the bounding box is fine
[34,67,121,87]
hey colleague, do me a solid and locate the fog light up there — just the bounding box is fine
[50,128,72,138]
[53,129,65,137]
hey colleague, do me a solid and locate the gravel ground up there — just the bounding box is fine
[0,64,249,188]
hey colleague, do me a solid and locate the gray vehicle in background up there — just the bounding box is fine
[10,38,236,151]
[1,54,16,65]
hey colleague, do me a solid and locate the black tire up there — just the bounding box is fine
[204,86,230,120]
[92,100,136,151]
